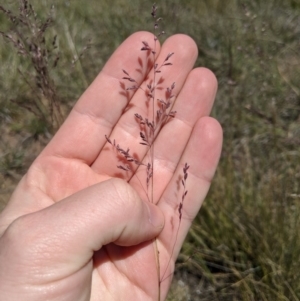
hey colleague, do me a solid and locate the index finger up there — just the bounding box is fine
[39,32,160,164]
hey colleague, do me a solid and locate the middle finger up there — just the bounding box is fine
[92,34,198,178]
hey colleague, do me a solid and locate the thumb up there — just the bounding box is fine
[0,178,164,283]
[50,178,165,249]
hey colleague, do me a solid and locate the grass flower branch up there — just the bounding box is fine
[105,4,189,301]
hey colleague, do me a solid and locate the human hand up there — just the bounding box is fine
[0,32,222,301]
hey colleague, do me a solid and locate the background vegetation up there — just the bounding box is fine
[1,0,299,300]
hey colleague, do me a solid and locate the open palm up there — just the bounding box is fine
[0,32,222,301]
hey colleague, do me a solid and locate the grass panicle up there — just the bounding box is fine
[0,0,63,132]
[105,6,190,300]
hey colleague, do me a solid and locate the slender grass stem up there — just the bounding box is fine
[151,28,161,301]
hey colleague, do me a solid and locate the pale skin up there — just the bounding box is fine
[0,32,222,301]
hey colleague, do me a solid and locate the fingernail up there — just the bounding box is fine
[147,203,164,229]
